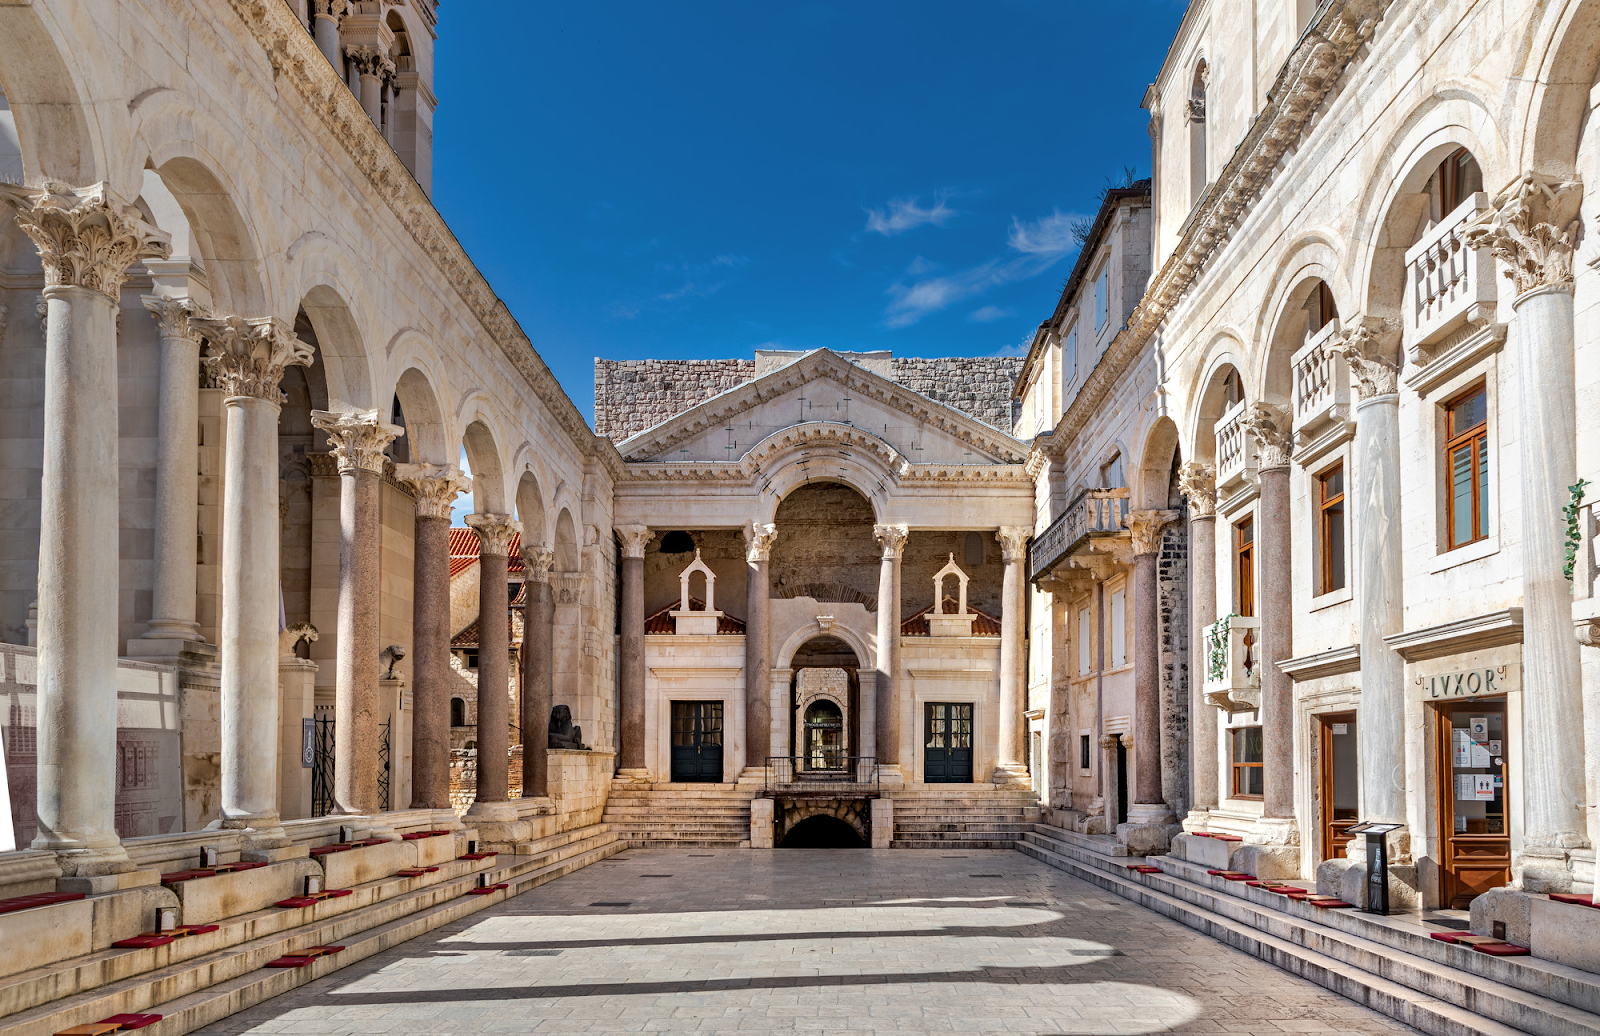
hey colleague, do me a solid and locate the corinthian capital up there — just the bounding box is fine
[1177,462,1216,517]
[394,463,471,519]
[1241,402,1293,469]
[1329,318,1401,399]
[141,295,201,342]
[616,524,654,559]
[193,314,313,401]
[312,0,350,19]
[1464,174,1583,297]
[345,45,395,78]
[522,545,555,582]
[1126,509,1181,556]
[311,408,403,474]
[873,523,909,560]
[0,181,170,300]
[996,526,1030,563]
[466,513,520,557]
[744,521,779,563]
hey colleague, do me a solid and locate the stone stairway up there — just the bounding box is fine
[1019,822,1600,1036]
[0,822,621,1036]
[601,782,757,848]
[889,787,1041,848]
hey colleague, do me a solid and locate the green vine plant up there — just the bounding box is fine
[1564,478,1590,584]
[1206,615,1236,683]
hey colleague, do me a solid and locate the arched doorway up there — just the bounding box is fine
[779,814,865,848]
[788,636,861,765]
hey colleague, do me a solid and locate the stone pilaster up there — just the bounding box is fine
[1473,176,1588,889]
[743,522,778,776]
[521,545,554,798]
[994,526,1031,784]
[394,464,469,811]
[465,513,520,819]
[1242,402,1297,841]
[1123,509,1180,839]
[873,524,908,777]
[312,409,403,819]
[615,525,654,780]
[1177,462,1218,824]
[0,182,169,878]
[194,313,314,852]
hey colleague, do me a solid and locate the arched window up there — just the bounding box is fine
[1188,61,1209,210]
[388,393,409,463]
[1434,148,1484,220]
[450,697,466,727]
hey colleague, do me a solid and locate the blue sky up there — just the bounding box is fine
[431,2,1187,424]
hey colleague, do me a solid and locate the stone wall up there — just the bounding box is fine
[593,354,1025,442]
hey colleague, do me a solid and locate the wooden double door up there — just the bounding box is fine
[1434,699,1511,908]
[670,700,724,783]
[924,702,973,783]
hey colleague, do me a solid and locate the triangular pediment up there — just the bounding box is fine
[618,349,1026,465]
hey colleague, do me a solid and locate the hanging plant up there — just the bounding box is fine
[1564,479,1589,583]
[1207,615,1236,683]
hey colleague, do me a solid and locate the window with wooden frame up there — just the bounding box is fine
[1437,148,1484,218]
[1230,725,1264,799]
[1234,515,1255,617]
[1316,463,1346,593]
[1443,383,1489,551]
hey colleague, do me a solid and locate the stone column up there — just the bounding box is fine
[311,410,402,817]
[1470,177,1587,889]
[994,527,1031,784]
[1243,403,1297,836]
[311,0,348,68]
[1100,733,1122,827]
[1178,464,1218,822]
[743,522,778,775]
[615,525,653,780]
[395,464,469,810]
[872,524,908,775]
[1126,510,1180,827]
[138,295,206,646]
[466,514,520,817]
[194,314,313,851]
[0,184,168,876]
[346,46,392,125]
[521,545,555,797]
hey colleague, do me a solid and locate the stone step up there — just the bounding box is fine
[891,839,1022,850]
[1018,826,1129,858]
[0,825,618,1035]
[1020,825,1600,1036]
[624,839,749,849]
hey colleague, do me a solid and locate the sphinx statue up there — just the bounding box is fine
[548,704,584,750]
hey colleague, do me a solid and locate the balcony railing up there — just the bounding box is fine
[1202,614,1261,712]
[765,756,880,795]
[1214,399,1257,492]
[1404,192,1497,352]
[1290,320,1349,445]
[1027,487,1129,583]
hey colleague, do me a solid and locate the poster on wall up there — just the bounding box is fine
[1470,716,1489,741]
[1474,774,1497,800]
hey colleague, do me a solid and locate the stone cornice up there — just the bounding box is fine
[1046,0,1388,459]
[616,349,1028,464]
[617,460,1031,487]
[223,0,598,455]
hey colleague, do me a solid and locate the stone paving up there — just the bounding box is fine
[193,849,1421,1035]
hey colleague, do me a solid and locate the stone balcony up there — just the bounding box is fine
[1027,487,1129,583]
[1289,320,1351,454]
[1202,614,1261,712]
[1403,192,1497,359]
[1214,399,1257,495]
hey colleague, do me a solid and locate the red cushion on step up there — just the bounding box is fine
[101,1016,161,1030]
[1132,866,1161,874]
[112,935,175,949]
[1473,942,1531,956]
[1308,899,1354,908]
[324,888,353,898]
[1550,893,1597,906]
[1213,834,1243,842]
[1222,873,1254,881]
[264,956,316,968]
[1206,869,1227,875]
[172,925,219,936]
[1190,832,1212,837]
[275,897,318,908]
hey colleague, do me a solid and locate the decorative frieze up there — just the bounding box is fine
[0,181,170,300]
[1464,174,1584,298]
[743,521,779,562]
[466,513,520,558]
[394,462,470,518]
[1176,462,1216,517]
[310,408,403,474]
[192,314,314,400]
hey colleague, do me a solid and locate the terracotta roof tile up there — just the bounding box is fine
[450,526,526,577]
[643,598,746,635]
[901,596,1001,636]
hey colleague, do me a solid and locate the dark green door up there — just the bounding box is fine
[923,702,973,783]
[670,701,724,782]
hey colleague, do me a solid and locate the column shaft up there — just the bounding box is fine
[476,550,511,803]
[1258,464,1294,819]
[872,526,906,769]
[745,556,771,767]
[332,466,383,814]
[410,514,451,807]
[1188,514,1218,812]
[996,553,1025,775]
[313,12,341,67]
[142,298,202,642]
[619,554,646,772]
[522,559,554,797]
[1354,393,1407,824]
[1132,551,1163,804]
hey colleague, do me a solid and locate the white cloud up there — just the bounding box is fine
[1007,210,1081,257]
[865,196,956,236]
[968,305,1012,323]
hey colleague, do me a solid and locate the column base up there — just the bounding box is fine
[58,868,162,895]
[990,763,1030,787]
[124,636,218,669]
[41,844,137,879]
[1181,809,1213,833]
[877,764,906,788]
[1515,845,1579,893]
[1118,804,1179,855]
[211,813,292,852]
[465,799,533,845]
[138,619,207,643]
[613,767,652,785]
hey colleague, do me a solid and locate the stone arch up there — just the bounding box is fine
[1134,416,1183,511]
[776,624,875,673]
[769,482,881,612]
[1248,237,1348,407]
[1513,0,1600,179]
[0,5,100,184]
[746,424,895,524]
[1181,338,1250,466]
[292,283,377,413]
[391,366,450,466]
[777,809,867,848]
[553,508,579,571]
[461,418,508,514]
[515,471,547,548]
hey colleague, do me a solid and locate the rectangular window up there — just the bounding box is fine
[1234,516,1255,617]
[1100,452,1125,489]
[1443,383,1489,550]
[1079,733,1091,771]
[1317,463,1346,593]
[1094,266,1109,332]
[1109,588,1126,668]
[1230,725,1264,798]
[1077,607,1092,675]
[1062,324,1077,388]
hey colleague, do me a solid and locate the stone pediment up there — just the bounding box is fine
[617,348,1026,466]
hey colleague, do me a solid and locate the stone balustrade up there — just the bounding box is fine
[1214,399,1257,493]
[1404,192,1497,352]
[1289,320,1350,447]
[1026,487,1129,582]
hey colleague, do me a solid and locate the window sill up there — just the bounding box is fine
[1427,535,1499,574]
[1309,585,1352,612]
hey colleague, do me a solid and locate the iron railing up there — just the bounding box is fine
[311,715,335,817]
[1027,486,1128,583]
[764,756,879,794]
[378,719,391,812]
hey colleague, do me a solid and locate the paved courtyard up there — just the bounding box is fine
[194,850,1419,1035]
